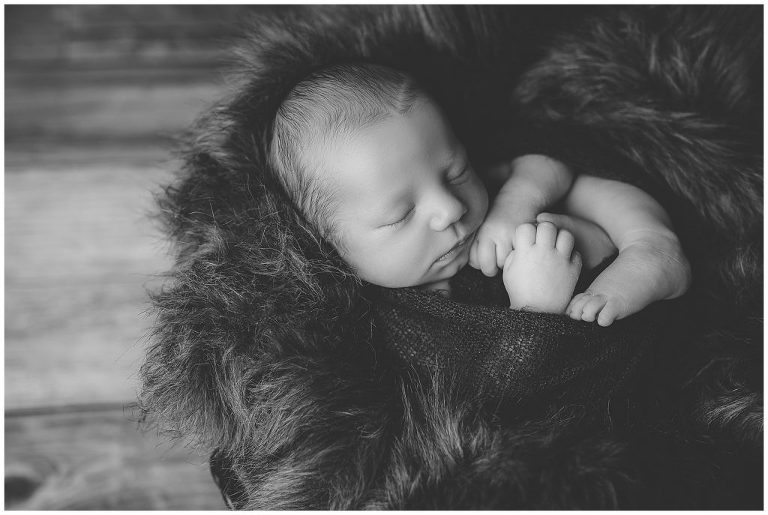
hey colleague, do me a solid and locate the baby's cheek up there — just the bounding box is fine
[341,237,418,287]
[370,245,425,287]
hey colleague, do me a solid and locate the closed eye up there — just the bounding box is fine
[448,165,469,184]
[382,206,414,228]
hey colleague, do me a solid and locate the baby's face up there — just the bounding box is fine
[310,100,488,288]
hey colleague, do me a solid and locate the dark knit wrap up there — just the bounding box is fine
[140,5,762,510]
[371,264,662,412]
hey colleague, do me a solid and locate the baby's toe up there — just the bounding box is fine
[567,293,590,320]
[535,221,558,247]
[596,298,623,327]
[580,293,608,322]
[514,223,537,249]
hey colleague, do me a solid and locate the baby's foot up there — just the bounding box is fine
[567,233,691,326]
[536,212,617,270]
[504,222,583,313]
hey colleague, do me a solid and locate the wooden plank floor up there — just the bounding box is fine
[5,406,224,510]
[5,152,234,509]
[5,7,246,508]
[5,154,229,508]
[5,159,175,409]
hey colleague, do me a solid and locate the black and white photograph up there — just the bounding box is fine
[5,4,763,510]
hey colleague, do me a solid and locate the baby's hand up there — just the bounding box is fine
[469,212,519,277]
[503,222,582,313]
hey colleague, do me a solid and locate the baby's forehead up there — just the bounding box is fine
[309,100,454,179]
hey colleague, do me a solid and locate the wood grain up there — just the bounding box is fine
[5,71,223,146]
[5,5,269,69]
[5,161,176,410]
[5,405,224,510]
[5,6,250,509]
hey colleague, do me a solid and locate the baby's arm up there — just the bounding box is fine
[552,175,691,326]
[470,155,574,276]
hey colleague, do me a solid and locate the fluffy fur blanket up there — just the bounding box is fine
[140,6,762,509]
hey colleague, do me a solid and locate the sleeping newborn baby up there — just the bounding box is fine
[268,63,691,326]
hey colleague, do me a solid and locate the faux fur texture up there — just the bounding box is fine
[139,6,762,509]
[511,6,763,453]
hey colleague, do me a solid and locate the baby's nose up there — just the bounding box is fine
[429,192,467,232]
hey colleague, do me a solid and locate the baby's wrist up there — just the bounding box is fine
[488,195,539,226]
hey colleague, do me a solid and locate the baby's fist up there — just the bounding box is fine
[469,216,516,277]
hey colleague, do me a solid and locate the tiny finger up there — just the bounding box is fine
[514,223,536,248]
[495,240,513,269]
[535,221,558,247]
[503,249,516,271]
[571,250,583,269]
[468,239,479,269]
[478,241,498,277]
[555,229,575,256]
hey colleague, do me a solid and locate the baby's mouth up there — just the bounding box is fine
[435,231,475,263]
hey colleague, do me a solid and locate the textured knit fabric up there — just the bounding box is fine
[371,263,662,412]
